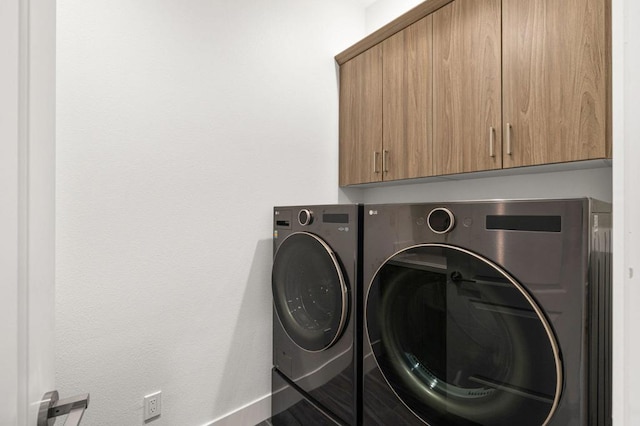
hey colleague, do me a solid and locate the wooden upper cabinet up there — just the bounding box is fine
[382,16,433,181]
[432,0,502,176]
[337,0,610,186]
[502,0,611,168]
[339,17,433,185]
[339,45,383,186]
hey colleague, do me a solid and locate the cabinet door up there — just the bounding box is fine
[339,46,383,186]
[502,0,610,168]
[433,0,502,176]
[382,15,433,181]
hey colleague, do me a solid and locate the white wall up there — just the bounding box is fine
[362,166,612,204]
[365,0,423,34]
[55,1,366,425]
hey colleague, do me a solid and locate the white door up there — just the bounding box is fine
[1,0,58,424]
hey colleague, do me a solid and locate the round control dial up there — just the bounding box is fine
[427,208,455,234]
[298,209,313,226]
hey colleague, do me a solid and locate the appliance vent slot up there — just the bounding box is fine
[486,215,561,232]
[323,213,349,224]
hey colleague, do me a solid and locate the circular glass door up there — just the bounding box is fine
[366,244,562,426]
[272,232,349,352]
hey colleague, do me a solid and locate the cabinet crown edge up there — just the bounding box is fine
[335,0,453,65]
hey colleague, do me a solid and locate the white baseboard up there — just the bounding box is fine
[202,393,271,426]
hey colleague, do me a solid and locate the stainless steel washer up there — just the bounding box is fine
[271,205,363,425]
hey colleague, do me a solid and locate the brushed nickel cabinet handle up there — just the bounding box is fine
[489,126,496,158]
[383,150,389,173]
[506,123,513,156]
[373,151,380,173]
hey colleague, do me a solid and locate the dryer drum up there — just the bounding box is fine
[366,244,562,426]
[272,232,349,352]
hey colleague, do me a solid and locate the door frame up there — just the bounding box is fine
[0,0,56,424]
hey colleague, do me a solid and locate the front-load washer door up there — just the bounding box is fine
[272,232,349,353]
[366,244,562,426]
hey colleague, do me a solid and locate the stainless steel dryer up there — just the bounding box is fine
[361,198,611,426]
[271,205,363,426]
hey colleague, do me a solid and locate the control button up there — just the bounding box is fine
[298,209,313,226]
[427,208,455,234]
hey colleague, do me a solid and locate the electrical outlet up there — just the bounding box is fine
[143,391,161,421]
